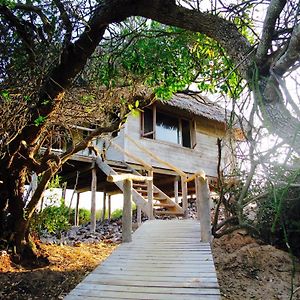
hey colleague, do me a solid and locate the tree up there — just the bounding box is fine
[0,0,299,260]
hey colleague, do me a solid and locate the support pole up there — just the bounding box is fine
[102,191,107,222]
[181,176,188,218]
[75,192,80,226]
[147,170,154,220]
[122,179,133,243]
[90,168,97,232]
[174,176,179,204]
[108,194,111,222]
[196,176,212,242]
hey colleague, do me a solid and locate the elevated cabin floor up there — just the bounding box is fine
[58,156,199,198]
[65,219,221,300]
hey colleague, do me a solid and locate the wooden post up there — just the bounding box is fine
[196,176,212,242]
[195,177,201,221]
[147,170,154,220]
[123,179,133,243]
[181,176,188,218]
[75,192,80,226]
[90,168,97,232]
[174,176,179,204]
[137,205,142,227]
[61,182,67,205]
[102,192,107,222]
[108,194,111,222]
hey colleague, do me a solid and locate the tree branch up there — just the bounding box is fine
[255,0,287,68]
[0,5,35,58]
[273,23,300,76]
[53,0,72,44]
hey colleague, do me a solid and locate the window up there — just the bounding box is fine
[142,105,193,148]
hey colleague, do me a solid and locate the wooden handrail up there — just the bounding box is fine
[185,170,206,183]
[105,139,153,171]
[125,134,187,178]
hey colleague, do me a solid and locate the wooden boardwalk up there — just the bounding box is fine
[65,219,220,300]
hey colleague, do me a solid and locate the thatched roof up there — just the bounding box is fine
[159,92,227,123]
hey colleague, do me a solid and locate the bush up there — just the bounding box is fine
[33,201,70,236]
[111,208,123,220]
[256,186,300,257]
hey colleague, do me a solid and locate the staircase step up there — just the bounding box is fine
[112,167,133,173]
[133,183,148,188]
[155,210,184,216]
[153,197,167,201]
[153,203,175,208]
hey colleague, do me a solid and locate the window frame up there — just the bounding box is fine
[141,104,196,149]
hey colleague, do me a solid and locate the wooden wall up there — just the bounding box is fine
[119,114,227,177]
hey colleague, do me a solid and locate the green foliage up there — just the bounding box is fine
[111,208,123,220]
[48,175,62,189]
[256,169,300,257]
[34,115,47,126]
[33,200,70,236]
[87,19,246,99]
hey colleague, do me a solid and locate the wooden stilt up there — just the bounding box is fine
[122,179,132,243]
[181,176,188,218]
[102,191,107,222]
[61,182,67,205]
[108,194,111,222]
[75,192,80,226]
[90,168,97,232]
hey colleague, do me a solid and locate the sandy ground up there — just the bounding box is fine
[0,232,299,299]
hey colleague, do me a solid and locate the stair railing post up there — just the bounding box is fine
[174,176,179,204]
[196,175,212,242]
[137,205,142,227]
[181,176,188,218]
[123,179,133,242]
[147,170,154,220]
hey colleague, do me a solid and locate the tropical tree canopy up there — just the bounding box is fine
[0,0,299,260]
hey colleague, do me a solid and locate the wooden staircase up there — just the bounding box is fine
[95,156,184,218]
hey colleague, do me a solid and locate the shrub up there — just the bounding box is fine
[111,208,123,220]
[256,186,300,257]
[33,201,70,236]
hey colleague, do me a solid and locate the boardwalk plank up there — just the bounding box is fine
[65,219,220,300]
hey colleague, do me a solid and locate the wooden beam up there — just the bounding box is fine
[122,179,133,243]
[107,174,152,183]
[90,168,97,232]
